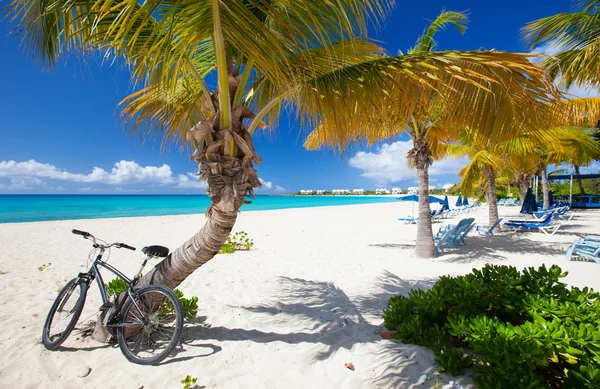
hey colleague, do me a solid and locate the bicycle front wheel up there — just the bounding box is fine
[42,278,87,350]
[117,285,183,365]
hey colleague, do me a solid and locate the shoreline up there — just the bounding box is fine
[0,195,406,224]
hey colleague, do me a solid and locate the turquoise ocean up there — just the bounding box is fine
[0,195,397,223]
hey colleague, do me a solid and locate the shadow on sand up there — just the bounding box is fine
[181,271,453,387]
[436,233,566,262]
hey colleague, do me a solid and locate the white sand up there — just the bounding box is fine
[1,201,599,389]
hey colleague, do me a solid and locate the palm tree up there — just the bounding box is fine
[6,4,557,283]
[523,0,600,89]
[305,10,559,258]
[446,127,599,223]
[5,0,398,291]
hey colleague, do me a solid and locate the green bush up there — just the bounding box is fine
[105,277,199,321]
[383,264,600,388]
[219,231,254,254]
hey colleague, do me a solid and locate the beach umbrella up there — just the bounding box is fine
[396,195,445,216]
[462,196,469,206]
[396,194,418,216]
[441,195,450,212]
[455,194,463,207]
[520,187,538,214]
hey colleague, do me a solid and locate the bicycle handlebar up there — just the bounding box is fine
[72,229,91,237]
[117,243,136,251]
[72,229,136,251]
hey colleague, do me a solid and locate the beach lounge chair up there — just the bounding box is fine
[398,216,418,224]
[565,239,600,263]
[506,213,553,225]
[454,218,476,246]
[437,218,474,248]
[434,228,456,255]
[476,218,503,237]
[505,214,561,235]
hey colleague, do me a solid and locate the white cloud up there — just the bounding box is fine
[175,173,207,189]
[531,40,566,57]
[275,185,287,192]
[0,160,207,190]
[80,187,101,192]
[259,178,273,189]
[348,141,469,185]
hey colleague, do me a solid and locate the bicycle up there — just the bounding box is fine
[42,229,183,365]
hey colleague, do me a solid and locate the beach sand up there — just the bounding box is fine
[1,201,599,388]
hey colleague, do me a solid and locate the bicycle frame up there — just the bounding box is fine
[80,247,150,326]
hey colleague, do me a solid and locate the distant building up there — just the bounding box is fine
[375,188,391,195]
[332,189,351,195]
[316,190,326,195]
[443,183,454,192]
[407,187,418,194]
[352,189,365,195]
[300,189,314,195]
[391,188,403,195]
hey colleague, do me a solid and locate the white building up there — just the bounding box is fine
[391,188,403,195]
[375,188,391,195]
[352,189,365,195]
[332,189,351,195]
[316,190,326,195]
[300,189,314,195]
[443,183,454,192]
[407,187,418,194]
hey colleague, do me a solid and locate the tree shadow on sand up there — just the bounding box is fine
[437,233,566,263]
[182,271,451,387]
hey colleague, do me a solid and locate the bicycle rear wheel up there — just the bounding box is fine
[42,278,87,350]
[116,285,183,365]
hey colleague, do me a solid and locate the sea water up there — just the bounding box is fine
[0,195,397,223]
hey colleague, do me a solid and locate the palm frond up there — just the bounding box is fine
[539,41,600,88]
[409,10,469,54]
[303,50,559,152]
[561,97,600,127]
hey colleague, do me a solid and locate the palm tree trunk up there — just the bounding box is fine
[135,207,238,290]
[484,168,498,225]
[574,165,586,195]
[541,166,550,209]
[412,136,435,258]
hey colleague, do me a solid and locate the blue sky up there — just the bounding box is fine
[0,1,598,194]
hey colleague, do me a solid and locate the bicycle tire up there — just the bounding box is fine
[42,278,87,350]
[116,284,183,365]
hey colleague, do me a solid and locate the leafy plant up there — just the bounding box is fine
[434,347,472,376]
[105,277,129,298]
[219,231,254,254]
[181,375,197,389]
[383,264,600,388]
[174,289,199,321]
[38,263,52,271]
[105,277,199,320]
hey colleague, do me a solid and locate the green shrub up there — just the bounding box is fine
[383,264,600,388]
[106,277,129,298]
[219,231,254,254]
[105,277,199,321]
[181,375,197,389]
[38,263,52,271]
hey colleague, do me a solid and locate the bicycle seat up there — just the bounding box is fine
[142,245,170,258]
